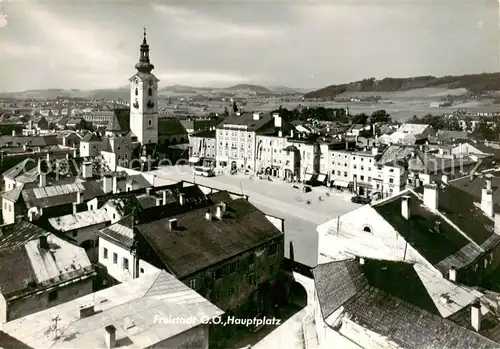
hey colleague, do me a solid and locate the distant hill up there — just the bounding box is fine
[224,84,273,94]
[303,72,500,99]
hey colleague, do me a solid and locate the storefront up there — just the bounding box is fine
[332,179,352,191]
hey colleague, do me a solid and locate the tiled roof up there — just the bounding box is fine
[191,129,216,138]
[107,108,130,133]
[81,132,102,142]
[21,181,106,209]
[448,305,500,343]
[450,171,500,210]
[1,185,24,202]
[0,271,223,349]
[313,259,499,349]
[0,135,58,148]
[372,188,497,274]
[217,112,274,132]
[136,197,283,278]
[158,118,187,136]
[3,159,37,180]
[97,214,135,249]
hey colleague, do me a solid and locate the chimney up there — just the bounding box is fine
[253,112,260,121]
[39,235,49,249]
[178,193,185,205]
[401,195,411,220]
[471,301,482,332]
[145,187,152,196]
[278,130,283,138]
[82,162,92,179]
[78,303,95,318]
[105,325,116,349]
[481,187,494,218]
[415,177,421,188]
[290,129,294,138]
[103,175,112,193]
[73,148,77,158]
[449,266,457,282]
[155,197,162,206]
[441,175,448,184]
[359,257,365,265]
[423,183,438,212]
[371,147,378,157]
[76,191,82,204]
[205,210,212,221]
[46,153,50,163]
[23,143,27,151]
[162,191,167,205]
[112,176,118,194]
[168,218,177,230]
[73,202,77,215]
[440,294,450,305]
[439,148,444,156]
[216,205,223,219]
[39,173,47,188]
[12,129,15,136]
[28,210,35,222]
[486,174,493,191]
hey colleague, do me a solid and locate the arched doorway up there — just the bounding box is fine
[289,281,307,308]
[80,239,98,262]
[231,161,237,172]
[265,167,271,175]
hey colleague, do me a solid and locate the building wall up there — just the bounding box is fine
[329,150,352,184]
[0,293,7,324]
[5,276,94,323]
[216,127,256,171]
[351,152,376,195]
[288,140,317,179]
[190,136,216,159]
[148,324,209,349]
[255,135,296,177]
[3,177,17,192]
[98,237,161,283]
[381,165,406,197]
[182,235,284,314]
[80,141,101,158]
[340,317,401,349]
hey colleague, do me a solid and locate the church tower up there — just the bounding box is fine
[129,29,159,145]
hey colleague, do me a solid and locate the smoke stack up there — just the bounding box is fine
[216,205,224,219]
[449,266,457,282]
[178,193,185,205]
[145,187,152,196]
[39,173,47,188]
[471,301,482,332]
[290,129,294,138]
[76,191,82,204]
[359,257,365,265]
[401,195,411,220]
[155,197,162,206]
[112,176,118,194]
[423,183,438,212]
[39,235,49,249]
[205,210,212,221]
[82,162,92,179]
[278,130,283,138]
[168,218,177,230]
[481,187,494,218]
[486,174,493,191]
[73,202,77,215]
[103,175,112,193]
[162,191,167,205]
[105,325,116,349]
[371,147,378,157]
[12,130,15,136]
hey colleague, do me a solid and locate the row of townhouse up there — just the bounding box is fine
[190,111,319,181]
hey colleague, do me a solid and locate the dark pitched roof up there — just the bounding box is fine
[191,129,216,138]
[373,191,475,269]
[448,305,500,343]
[450,172,500,210]
[0,331,34,349]
[158,118,187,136]
[1,185,24,202]
[0,220,47,249]
[97,214,135,249]
[81,132,102,142]
[313,259,498,349]
[0,135,58,148]
[107,108,130,133]
[136,197,283,278]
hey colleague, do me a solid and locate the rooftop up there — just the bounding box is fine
[0,270,223,349]
[48,205,113,232]
[0,220,93,298]
[313,258,499,349]
[217,112,274,132]
[136,196,283,278]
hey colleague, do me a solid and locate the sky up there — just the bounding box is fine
[0,0,498,92]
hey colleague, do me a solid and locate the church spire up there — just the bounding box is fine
[135,28,155,74]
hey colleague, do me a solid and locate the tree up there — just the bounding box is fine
[232,101,238,113]
[352,113,369,125]
[77,119,95,132]
[370,110,391,124]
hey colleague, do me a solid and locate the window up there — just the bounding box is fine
[103,248,108,259]
[269,244,277,255]
[140,268,145,274]
[189,279,197,289]
[148,119,152,126]
[353,157,356,160]
[113,252,118,264]
[247,273,256,286]
[113,213,116,219]
[90,205,93,210]
[360,175,364,181]
[8,204,11,212]
[389,178,394,184]
[363,225,372,233]
[148,87,152,96]
[337,171,341,175]
[228,284,236,296]
[135,88,138,96]
[123,258,129,270]
[72,231,77,237]
[368,177,372,182]
[360,166,364,170]
[344,172,348,177]
[353,165,357,169]
[48,290,58,301]
[390,189,393,193]
[249,253,255,265]
[389,169,394,173]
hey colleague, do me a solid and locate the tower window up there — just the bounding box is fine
[135,88,138,96]
[148,87,152,96]
[148,119,152,126]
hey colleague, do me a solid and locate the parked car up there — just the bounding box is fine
[351,196,371,204]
